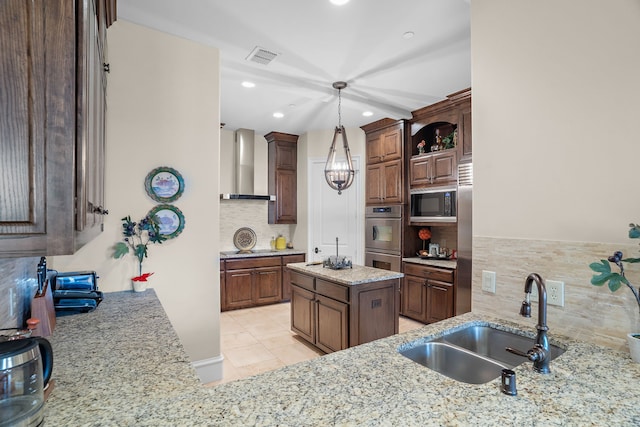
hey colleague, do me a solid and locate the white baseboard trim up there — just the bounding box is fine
[192,354,224,384]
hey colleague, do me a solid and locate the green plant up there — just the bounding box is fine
[589,223,640,315]
[113,215,166,279]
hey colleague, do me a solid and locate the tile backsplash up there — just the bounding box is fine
[0,257,39,330]
[219,200,292,252]
[473,237,640,351]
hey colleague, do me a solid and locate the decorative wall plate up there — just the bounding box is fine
[145,166,185,203]
[148,204,185,239]
[233,227,257,251]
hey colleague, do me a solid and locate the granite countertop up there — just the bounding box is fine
[220,248,306,259]
[45,290,640,426]
[403,256,457,269]
[286,262,404,285]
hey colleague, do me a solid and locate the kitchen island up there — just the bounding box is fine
[286,262,404,353]
[45,290,640,426]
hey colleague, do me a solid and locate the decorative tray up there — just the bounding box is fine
[233,227,257,251]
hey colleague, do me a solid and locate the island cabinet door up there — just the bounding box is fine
[426,279,454,323]
[402,275,428,322]
[225,270,253,309]
[291,285,315,343]
[315,295,348,353]
[253,266,282,305]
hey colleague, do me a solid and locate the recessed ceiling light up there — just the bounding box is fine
[402,31,415,40]
[329,0,350,5]
[241,81,255,88]
[273,112,284,118]
[362,111,373,117]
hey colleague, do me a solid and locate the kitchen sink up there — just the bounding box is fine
[441,325,565,367]
[399,324,566,384]
[400,342,509,384]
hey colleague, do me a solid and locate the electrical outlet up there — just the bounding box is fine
[481,270,496,293]
[529,279,564,307]
[547,280,565,307]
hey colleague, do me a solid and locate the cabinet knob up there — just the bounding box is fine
[103,63,110,73]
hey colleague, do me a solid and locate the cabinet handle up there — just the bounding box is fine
[93,205,109,215]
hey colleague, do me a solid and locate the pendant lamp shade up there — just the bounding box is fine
[324,82,355,195]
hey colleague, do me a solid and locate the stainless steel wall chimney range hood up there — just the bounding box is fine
[220,128,276,201]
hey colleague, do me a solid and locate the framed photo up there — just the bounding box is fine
[144,166,185,203]
[148,204,185,239]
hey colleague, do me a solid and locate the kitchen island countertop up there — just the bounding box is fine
[45,289,640,426]
[286,261,404,285]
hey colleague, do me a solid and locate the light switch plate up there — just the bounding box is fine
[481,270,496,293]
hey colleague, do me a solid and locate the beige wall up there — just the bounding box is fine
[52,21,222,380]
[471,0,640,348]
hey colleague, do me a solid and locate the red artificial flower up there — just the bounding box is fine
[132,272,154,282]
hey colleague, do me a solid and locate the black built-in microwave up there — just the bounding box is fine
[410,187,456,223]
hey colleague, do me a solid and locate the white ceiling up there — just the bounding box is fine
[117,0,471,136]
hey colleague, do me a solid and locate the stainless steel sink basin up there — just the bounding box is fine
[400,342,509,384]
[399,324,566,384]
[441,325,565,367]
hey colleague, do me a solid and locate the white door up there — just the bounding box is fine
[308,158,361,263]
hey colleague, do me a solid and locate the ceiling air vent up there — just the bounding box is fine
[246,46,278,65]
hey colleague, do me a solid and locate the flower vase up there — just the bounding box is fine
[132,280,147,292]
[628,333,640,363]
[418,147,425,155]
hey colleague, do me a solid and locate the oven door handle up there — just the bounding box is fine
[372,226,378,241]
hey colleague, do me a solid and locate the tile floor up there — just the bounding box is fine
[206,302,424,386]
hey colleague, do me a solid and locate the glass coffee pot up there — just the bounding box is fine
[0,337,53,427]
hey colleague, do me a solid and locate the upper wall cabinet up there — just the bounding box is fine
[266,132,299,224]
[0,0,116,257]
[410,88,471,165]
[361,119,407,205]
[408,89,471,191]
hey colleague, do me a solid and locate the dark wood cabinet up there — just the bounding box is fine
[366,126,403,164]
[361,119,407,205]
[282,254,306,301]
[0,0,115,257]
[365,159,403,204]
[290,270,398,353]
[409,150,457,188]
[401,262,455,324]
[223,257,282,310]
[221,253,306,311]
[266,132,299,224]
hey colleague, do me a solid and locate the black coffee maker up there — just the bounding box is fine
[0,333,53,427]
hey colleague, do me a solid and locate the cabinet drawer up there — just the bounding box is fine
[316,279,349,303]
[403,263,454,283]
[225,256,282,270]
[290,271,314,292]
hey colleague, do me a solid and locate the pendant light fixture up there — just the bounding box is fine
[324,81,355,195]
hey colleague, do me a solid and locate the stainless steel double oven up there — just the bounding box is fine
[364,205,402,272]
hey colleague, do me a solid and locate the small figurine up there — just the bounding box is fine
[417,140,426,155]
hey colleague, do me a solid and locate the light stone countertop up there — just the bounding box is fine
[403,256,457,269]
[45,289,640,426]
[286,262,404,285]
[219,248,306,259]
